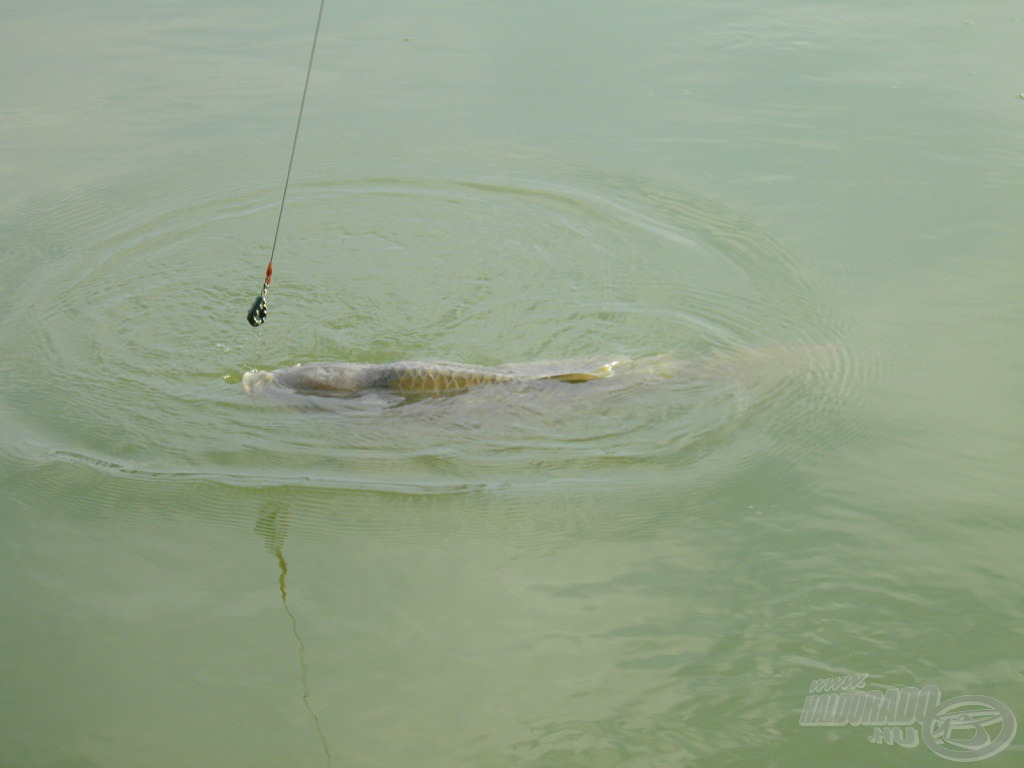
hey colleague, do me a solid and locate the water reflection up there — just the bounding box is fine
[254,501,333,768]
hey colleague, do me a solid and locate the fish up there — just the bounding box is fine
[242,358,623,398]
[242,345,838,400]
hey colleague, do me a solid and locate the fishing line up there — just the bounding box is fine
[247,0,328,327]
[255,504,333,768]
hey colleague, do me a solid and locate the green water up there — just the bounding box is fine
[2,2,1022,767]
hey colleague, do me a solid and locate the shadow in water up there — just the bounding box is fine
[254,502,333,768]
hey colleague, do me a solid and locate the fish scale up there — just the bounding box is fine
[389,364,518,394]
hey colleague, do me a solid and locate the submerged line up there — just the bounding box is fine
[257,502,332,768]
[275,545,333,768]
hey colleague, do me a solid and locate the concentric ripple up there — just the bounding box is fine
[0,172,852,493]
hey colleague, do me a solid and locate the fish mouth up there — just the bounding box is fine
[242,369,274,395]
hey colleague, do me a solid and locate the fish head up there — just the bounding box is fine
[242,369,275,396]
[244,362,383,397]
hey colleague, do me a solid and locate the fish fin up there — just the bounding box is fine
[544,362,618,383]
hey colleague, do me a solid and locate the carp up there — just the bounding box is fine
[242,358,622,397]
[242,345,837,400]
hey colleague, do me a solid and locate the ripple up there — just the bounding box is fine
[0,170,851,493]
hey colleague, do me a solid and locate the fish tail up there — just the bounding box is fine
[543,361,619,383]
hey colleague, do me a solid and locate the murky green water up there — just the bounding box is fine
[2,2,1022,767]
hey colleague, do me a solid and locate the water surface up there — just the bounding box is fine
[2,2,1022,767]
